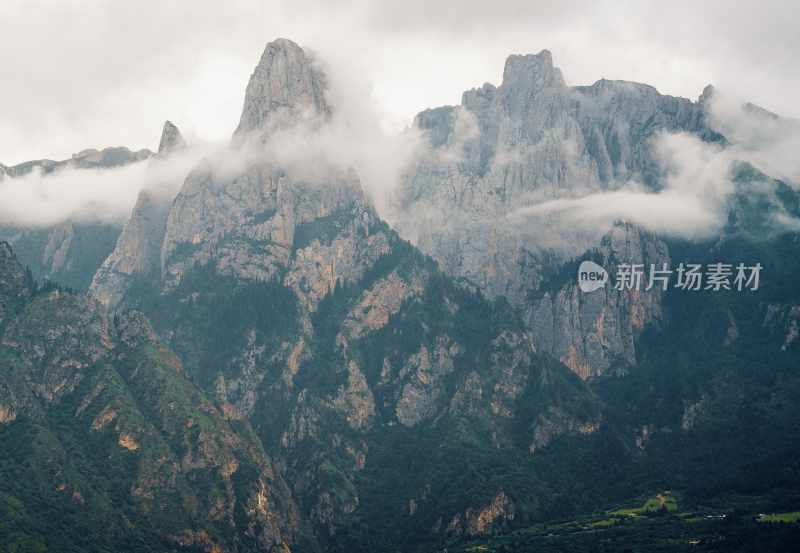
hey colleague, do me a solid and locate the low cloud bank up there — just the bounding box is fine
[508,93,800,246]
[2,70,797,249]
[0,145,214,228]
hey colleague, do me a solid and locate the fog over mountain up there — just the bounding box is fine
[2,1,799,164]
[2,60,798,243]
[3,5,800,553]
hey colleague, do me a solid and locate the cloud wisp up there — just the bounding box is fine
[0,145,213,228]
[507,92,800,247]
[2,1,799,166]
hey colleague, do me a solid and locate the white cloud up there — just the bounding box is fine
[507,132,734,241]
[706,90,800,184]
[0,145,212,227]
[2,1,798,242]
[228,53,425,219]
[1,0,799,167]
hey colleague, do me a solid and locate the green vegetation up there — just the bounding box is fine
[4,177,800,552]
[758,511,800,523]
[0,223,121,291]
[0,248,301,553]
[610,492,678,516]
[444,508,800,553]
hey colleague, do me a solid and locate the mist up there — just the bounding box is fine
[0,145,212,228]
[506,93,800,247]
[255,52,425,218]
[3,39,799,252]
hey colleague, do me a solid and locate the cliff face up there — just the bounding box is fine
[234,38,330,136]
[528,223,669,379]
[0,242,310,553]
[395,50,718,377]
[401,51,716,214]
[85,39,601,545]
[0,220,123,291]
[90,121,188,309]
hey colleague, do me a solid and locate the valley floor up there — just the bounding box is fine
[438,493,800,553]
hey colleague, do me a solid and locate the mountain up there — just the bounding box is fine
[234,38,330,136]
[91,38,605,550]
[0,241,311,553]
[90,121,188,309]
[0,146,152,179]
[526,222,669,378]
[0,145,155,291]
[133,40,800,551]
[4,37,800,553]
[393,51,727,378]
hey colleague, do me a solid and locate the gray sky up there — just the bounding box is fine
[2,0,798,165]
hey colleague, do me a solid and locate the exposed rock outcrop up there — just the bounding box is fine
[158,120,186,155]
[528,223,669,378]
[90,121,187,308]
[396,50,712,377]
[235,38,329,136]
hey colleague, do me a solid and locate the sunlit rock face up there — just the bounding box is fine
[395,50,717,377]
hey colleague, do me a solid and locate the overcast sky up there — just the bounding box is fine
[1,0,798,165]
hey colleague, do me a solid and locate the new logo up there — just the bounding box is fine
[577,260,608,293]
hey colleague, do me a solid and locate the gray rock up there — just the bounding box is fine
[158,120,186,155]
[90,122,187,308]
[528,223,669,378]
[235,37,329,136]
[395,50,715,377]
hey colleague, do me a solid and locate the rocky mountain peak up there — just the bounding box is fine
[501,49,566,93]
[699,83,716,104]
[234,37,330,136]
[157,120,186,155]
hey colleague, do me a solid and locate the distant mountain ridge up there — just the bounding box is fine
[0,146,153,179]
[0,122,182,291]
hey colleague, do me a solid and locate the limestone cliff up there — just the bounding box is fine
[90,121,187,309]
[528,223,669,378]
[395,50,717,377]
[87,39,601,545]
[235,38,329,137]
